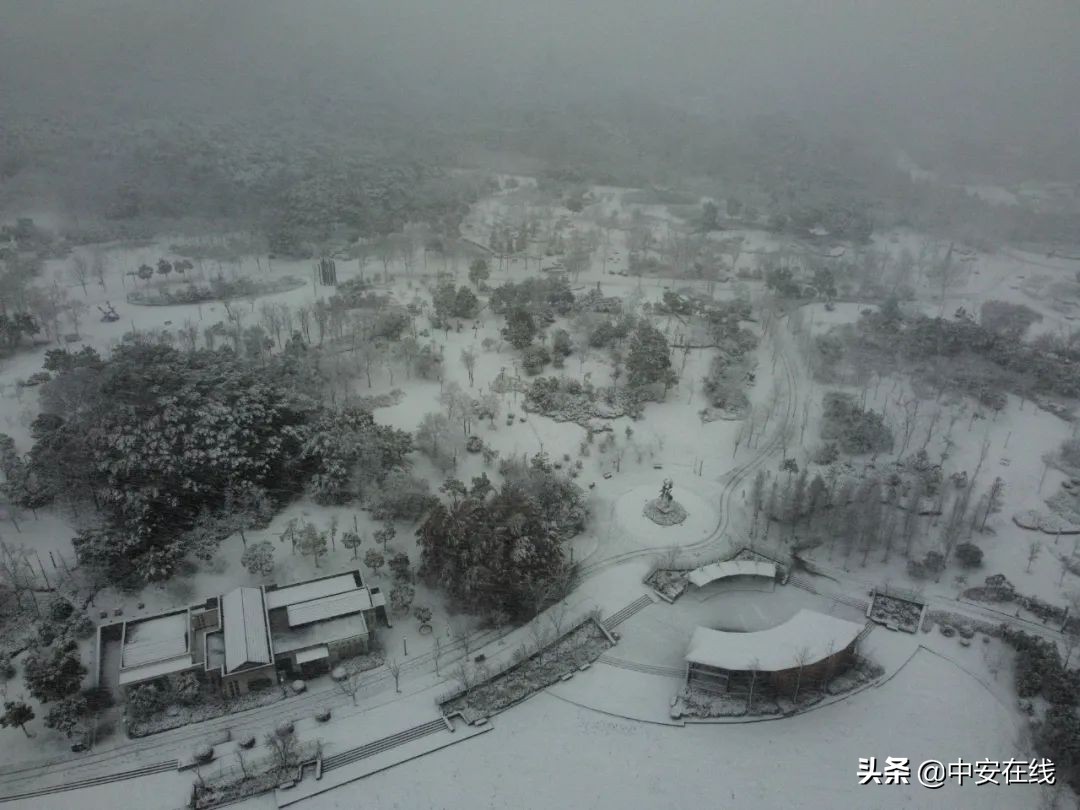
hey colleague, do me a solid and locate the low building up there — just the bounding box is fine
[684,609,864,696]
[104,569,387,699]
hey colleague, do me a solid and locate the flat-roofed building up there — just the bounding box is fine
[684,609,865,696]
[100,569,386,699]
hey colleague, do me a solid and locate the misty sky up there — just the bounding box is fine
[2,1,1080,149]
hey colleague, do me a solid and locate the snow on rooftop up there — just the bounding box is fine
[685,609,864,672]
[294,645,330,665]
[286,589,373,627]
[687,560,776,589]
[122,610,188,668]
[118,654,195,686]
[264,573,360,610]
[271,611,369,656]
[222,587,271,673]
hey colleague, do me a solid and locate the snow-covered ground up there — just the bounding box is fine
[3,174,1080,808]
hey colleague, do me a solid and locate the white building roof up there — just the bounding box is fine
[687,560,776,588]
[286,590,373,627]
[264,573,360,610]
[222,587,272,673]
[685,609,864,673]
[118,654,195,686]
[122,611,189,668]
[271,612,369,656]
[294,645,330,665]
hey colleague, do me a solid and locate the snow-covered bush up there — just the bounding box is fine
[368,470,438,521]
[820,392,894,455]
[954,542,984,568]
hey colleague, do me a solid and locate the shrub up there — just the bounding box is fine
[521,344,551,376]
[126,683,167,722]
[48,597,76,623]
[171,672,202,706]
[368,470,438,522]
[820,392,894,455]
[955,543,984,568]
[389,552,412,583]
[813,443,840,465]
[390,584,416,614]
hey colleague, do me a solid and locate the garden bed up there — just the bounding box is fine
[126,275,306,306]
[439,618,613,723]
[867,591,924,633]
[643,568,690,602]
[672,658,883,720]
[192,740,320,810]
[128,686,285,737]
[643,498,688,526]
[524,376,645,427]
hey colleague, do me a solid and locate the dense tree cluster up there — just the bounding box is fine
[489,276,575,320]
[626,322,677,391]
[820,392,895,455]
[431,282,479,326]
[417,455,586,619]
[978,300,1043,340]
[25,341,409,586]
[847,304,1080,401]
[1002,629,1080,791]
[367,470,439,522]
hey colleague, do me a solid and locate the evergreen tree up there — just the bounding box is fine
[468,259,490,288]
[297,523,328,568]
[23,643,85,703]
[857,481,882,566]
[240,541,275,577]
[363,548,385,577]
[44,695,88,738]
[627,322,677,391]
[789,469,809,525]
[749,470,767,536]
[806,474,830,529]
[341,530,363,559]
[0,701,34,737]
[504,308,537,350]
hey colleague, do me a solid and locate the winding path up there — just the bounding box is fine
[575,314,802,579]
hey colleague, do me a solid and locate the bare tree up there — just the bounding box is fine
[460,347,477,387]
[69,255,90,296]
[178,319,199,352]
[386,657,402,693]
[980,477,1005,531]
[547,602,570,662]
[920,406,943,452]
[264,727,299,773]
[296,305,312,343]
[1027,540,1042,573]
[1062,619,1080,669]
[65,300,86,337]
[433,635,443,676]
[452,659,475,699]
[897,398,920,458]
[528,620,550,666]
[0,541,42,616]
[90,251,108,291]
[745,658,760,713]
[791,646,812,705]
[336,670,363,705]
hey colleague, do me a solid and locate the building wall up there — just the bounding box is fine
[221,664,277,698]
[327,632,369,662]
[686,643,857,695]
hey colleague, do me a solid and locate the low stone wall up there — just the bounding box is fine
[439,617,614,723]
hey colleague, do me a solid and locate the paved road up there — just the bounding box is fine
[0,623,508,790]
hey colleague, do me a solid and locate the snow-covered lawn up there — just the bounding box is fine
[303,642,1049,810]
